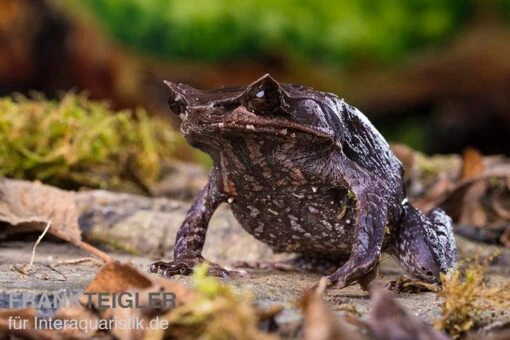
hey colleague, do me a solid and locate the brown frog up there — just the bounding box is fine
[150,74,456,288]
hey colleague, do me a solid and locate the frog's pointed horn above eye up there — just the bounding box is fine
[243,74,283,97]
[163,80,190,115]
[163,80,191,97]
[240,74,284,115]
[241,74,288,115]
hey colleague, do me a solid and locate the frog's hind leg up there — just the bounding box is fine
[235,255,345,275]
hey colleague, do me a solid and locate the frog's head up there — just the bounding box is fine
[393,203,456,283]
[164,74,345,150]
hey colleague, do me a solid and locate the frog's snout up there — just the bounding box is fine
[415,253,441,282]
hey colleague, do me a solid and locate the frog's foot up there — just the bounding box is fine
[318,264,379,291]
[150,257,248,279]
[385,276,440,293]
[234,256,342,275]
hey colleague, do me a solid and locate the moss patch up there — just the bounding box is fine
[434,253,510,339]
[0,93,179,193]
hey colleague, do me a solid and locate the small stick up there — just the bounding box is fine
[24,220,52,273]
[77,240,113,263]
[52,257,103,267]
[45,265,67,281]
[43,223,113,263]
[9,264,27,276]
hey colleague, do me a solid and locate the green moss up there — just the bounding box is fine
[434,253,510,339]
[164,263,275,339]
[0,93,178,192]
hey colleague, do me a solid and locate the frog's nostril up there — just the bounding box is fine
[420,267,434,277]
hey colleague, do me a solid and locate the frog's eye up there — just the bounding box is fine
[245,74,282,115]
[249,87,280,115]
[164,80,189,116]
[168,93,187,115]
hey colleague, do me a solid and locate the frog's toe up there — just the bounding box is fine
[385,276,440,293]
[330,278,348,289]
[150,258,249,279]
[208,264,250,279]
[150,259,197,277]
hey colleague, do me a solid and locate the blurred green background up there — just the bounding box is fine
[85,0,467,64]
[1,0,510,165]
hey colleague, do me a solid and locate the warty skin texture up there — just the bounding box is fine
[150,74,456,288]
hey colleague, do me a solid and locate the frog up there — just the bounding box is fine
[150,74,456,289]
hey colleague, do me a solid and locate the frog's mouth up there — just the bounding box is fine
[209,119,333,139]
[183,105,336,143]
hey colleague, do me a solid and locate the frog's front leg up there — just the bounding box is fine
[326,190,388,289]
[150,174,238,278]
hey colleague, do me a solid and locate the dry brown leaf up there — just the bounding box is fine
[390,143,461,209]
[369,289,448,340]
[458,181,488,227]
[461,148,484,180]
[0,307,38,330]
[391,145,510,231]
[301,278,363,340]
[0,307,59,339]
[413,178,454,212]
[0,178,81,243]
[83,262,152,295]
[52,306,100,338]
[0,178,111,262]
[55,262,196,339]
[81,262,196,309]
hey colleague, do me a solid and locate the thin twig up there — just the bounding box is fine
[76,240,113,263]
[45,265,67,281]
[52,257,103,267]
[9,264,28,276]
[42,224,113,263]
[23,219,52,273]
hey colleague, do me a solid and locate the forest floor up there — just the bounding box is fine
[2,203,509,336]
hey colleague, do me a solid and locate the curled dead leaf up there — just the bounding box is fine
[0,178,111,262]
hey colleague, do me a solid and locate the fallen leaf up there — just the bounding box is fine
[55,262,196,339]
[301,278,363,340]
[0,307,58,339]
[0,178,111,262]
[0,178,80,243]
[461,148,484,180]
[369,289,448,340]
